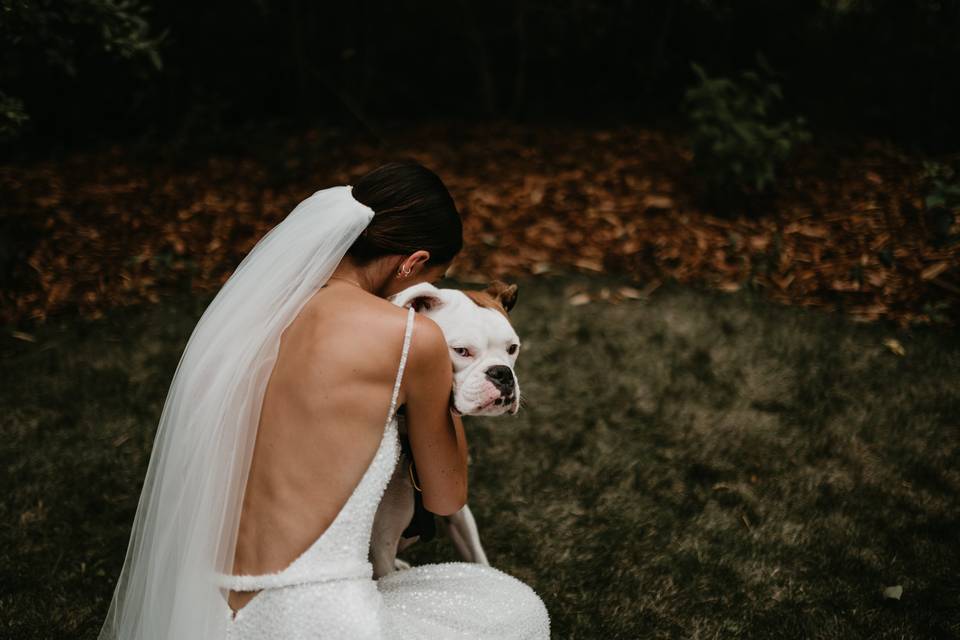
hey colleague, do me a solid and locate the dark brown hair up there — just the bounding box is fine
[348,160,463,265]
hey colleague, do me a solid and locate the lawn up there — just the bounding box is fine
[1,275,957,639]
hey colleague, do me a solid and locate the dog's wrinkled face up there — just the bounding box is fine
[390,281,521,416]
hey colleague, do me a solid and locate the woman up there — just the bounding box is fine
[98,160,550,639]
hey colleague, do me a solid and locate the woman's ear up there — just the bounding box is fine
[485,281,519,312]
[397,250,432,278]
[389,282,444,311]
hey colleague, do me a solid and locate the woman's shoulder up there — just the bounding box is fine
[404,311,447,370]
[354,295,448,371]
[340,292,448,373]
[299,287,445,356]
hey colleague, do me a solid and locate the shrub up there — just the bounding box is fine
[0,92,29,141]
[683,57,810,207]
[922,161,960,247]
[0,0,165,140]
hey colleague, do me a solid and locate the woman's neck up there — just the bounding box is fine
[329,257,390,296]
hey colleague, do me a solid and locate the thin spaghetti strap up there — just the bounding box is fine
[386,305,416,423]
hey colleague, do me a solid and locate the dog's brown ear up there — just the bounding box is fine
[485,281,519,313]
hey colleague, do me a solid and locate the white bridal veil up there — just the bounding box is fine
[98,185,376,640]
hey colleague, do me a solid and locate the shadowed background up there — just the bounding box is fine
[4,1,960,151]
[2,1,959,638]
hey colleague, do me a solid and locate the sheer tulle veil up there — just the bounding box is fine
[98,185,376,640]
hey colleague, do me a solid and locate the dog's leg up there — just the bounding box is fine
[394,534,418,570]
[438,515,471,562]
[443,504,490,565]
[370,455,416,579]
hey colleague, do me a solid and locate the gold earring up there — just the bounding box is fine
[397,265,411,278]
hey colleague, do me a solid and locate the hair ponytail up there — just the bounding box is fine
[349,159,463,265]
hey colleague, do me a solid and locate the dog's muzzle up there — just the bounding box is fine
[485,365,516,407]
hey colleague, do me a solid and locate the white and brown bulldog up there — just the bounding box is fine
[369,281,521,578]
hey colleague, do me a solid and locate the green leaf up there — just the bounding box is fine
[926,193,946,209]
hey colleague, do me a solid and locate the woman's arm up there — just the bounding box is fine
[402,315,468,516]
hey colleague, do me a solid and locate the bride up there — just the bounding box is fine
[97,160,550,639]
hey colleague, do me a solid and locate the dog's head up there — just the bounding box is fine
[390,281,521,417]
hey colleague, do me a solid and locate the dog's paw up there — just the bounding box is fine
[393,558,412,571]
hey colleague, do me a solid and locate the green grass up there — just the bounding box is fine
[2,276,958,639]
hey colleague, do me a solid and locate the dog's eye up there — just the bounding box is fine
[452,347,472,358]
[507,344,519,355]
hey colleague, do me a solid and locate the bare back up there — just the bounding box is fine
[229,283,416,608]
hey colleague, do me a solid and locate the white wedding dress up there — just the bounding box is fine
[218,306,550,639]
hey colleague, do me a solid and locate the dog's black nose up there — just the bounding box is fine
[485,365,515,390]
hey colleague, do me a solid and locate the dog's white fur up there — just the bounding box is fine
[369,282,521,578]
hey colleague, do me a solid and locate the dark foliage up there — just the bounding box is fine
[683,56,811,209]
[2,0,960,153]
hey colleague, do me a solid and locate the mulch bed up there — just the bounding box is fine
[1,121,957,329]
